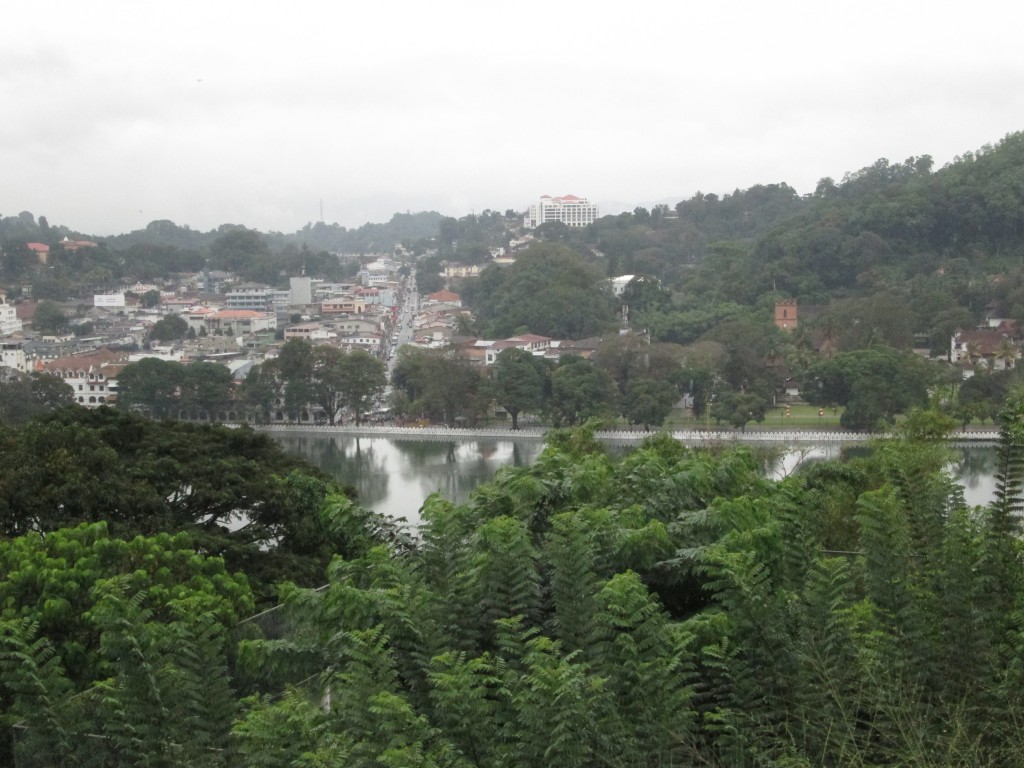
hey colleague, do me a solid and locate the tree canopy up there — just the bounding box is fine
[461,243,619,340]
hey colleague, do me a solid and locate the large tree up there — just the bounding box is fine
[491,347,550,429]
[336,349,387,426]
[148,312,188,342]
[116,357,184,417]
[548,355,615,427]
[31,300,69,335]
[0,370,75,425]
[391,346,487,426]
[621,376,678,430]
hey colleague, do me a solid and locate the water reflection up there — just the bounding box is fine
[268,433,1000,525]
[948,444,998,506]
[269,434,546,525]
[271,435,392,509]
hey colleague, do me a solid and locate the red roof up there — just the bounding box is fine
[426,289,461,302]
[213,310,265,318]
[42,348,126,372]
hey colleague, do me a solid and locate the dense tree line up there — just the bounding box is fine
[390,335,941,432]
[240,340,388,426]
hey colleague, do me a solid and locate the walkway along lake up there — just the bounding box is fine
[261,425,1001,528]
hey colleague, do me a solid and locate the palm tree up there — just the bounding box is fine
[994,338,1018,370]
[964,341,983,369]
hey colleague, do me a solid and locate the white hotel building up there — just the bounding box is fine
[0,295,22,336]
[523,194,599,229]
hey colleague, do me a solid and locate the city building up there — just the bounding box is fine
[523,194,599,228]
[0,293,23,336]
[1,341,28,372]
[290,276,314,306]
[225,284,276,312]
[39,348,128,408]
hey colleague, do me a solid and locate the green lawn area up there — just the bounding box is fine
[664,402,846,430]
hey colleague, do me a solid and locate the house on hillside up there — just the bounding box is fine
[543,336,603,362]
[951,328,1019,375]
[26,243,50,264]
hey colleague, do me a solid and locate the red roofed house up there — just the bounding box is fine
[26,243,50,264]
[424,289,461,305]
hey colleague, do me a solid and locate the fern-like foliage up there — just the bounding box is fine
[1,618,76,766]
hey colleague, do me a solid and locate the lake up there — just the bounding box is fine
[267,433,1001,526]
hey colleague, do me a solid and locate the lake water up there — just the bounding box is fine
[267,433,1000,526]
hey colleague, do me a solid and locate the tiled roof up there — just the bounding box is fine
[42,348,126,372]
[425,289,461,302]
[213,310,265,318]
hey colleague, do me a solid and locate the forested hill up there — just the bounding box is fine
[4,131,1023,306]
[0,210,445,255]
[101,210,445,253]
[752,132,1024,301]
[576,131,1024,307]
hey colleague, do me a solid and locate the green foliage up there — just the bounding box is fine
[0,530,248,767]
[31,300,68,335]
[148,312,188,342]
[490,347,549,429]
[7,403,1024,765]
[0,372,75,426]
[547,355,616,427]
[803,346,934,430]
[0,408,375,603]
[390,346,487,426]
[463,243,619,339]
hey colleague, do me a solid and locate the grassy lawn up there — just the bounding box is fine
[664,402,846,430]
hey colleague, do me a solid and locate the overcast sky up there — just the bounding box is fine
[4,1,1022,236]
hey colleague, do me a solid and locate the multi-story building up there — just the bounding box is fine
[284,323,334,342]
[322,297,367,315]
[337,332,383,356]
[523,194,599,228]
[1,341,28,372]
[0,293,23,336]
[225,284,275,312]
[39,348,128,407]
[206,310,277,336]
